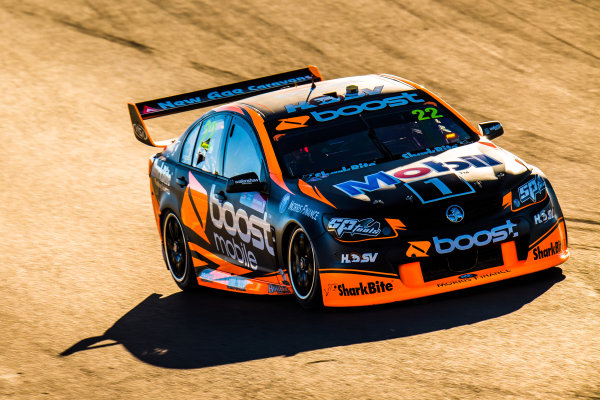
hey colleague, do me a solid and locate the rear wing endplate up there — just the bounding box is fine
[128,65,322,147]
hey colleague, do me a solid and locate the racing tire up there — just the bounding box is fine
[287,227,322,309]
[162,211,198,291]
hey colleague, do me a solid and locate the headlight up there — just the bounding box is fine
[511,174,547,211]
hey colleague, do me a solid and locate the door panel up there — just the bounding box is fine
[206,115,277,274]
[178,114,229,257]
[209,178,276,273]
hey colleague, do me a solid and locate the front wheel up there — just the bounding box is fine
[162,211,198,291]
[288,227,322,309]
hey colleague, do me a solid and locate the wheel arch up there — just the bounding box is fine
[280,221,301,267]
[159,207,178,270]
[159,206,177,228]
[285,223,323,308]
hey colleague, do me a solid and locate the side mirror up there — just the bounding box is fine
[478,121,504,140]
[226,172,267,193]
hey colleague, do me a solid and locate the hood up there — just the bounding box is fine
[300,141,530,226]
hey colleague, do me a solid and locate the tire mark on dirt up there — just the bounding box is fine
[515,130,560,144]
[386,0,532,75]
[305,359,336,365]
[376,42,410,61]
[542,30,600,61]
[507,130,591,166]
[53,18,153,54]
[232,5,325,58]
[568,218,600,227]
[11,4,153,55]
[492,2,599,61]
[385,0,426,21]
[462,36,531,74]
[570,0,599,11]
[571,244,600,251]
[189,62,245,81]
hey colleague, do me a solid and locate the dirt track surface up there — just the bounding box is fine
[1,0,599,398]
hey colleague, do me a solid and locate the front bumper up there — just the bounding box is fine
[320,218,568,307]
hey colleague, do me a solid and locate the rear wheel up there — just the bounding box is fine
[288,227,322,309]
[162,211,198,291]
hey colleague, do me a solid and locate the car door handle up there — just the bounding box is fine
[176,176,187,187]
[213,191,227,204]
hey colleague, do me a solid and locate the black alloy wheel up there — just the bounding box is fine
[162,212,198,290]
[288,227,322,309]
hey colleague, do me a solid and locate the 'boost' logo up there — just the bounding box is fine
[433,220,518,254]
[209,185,274,270]
[311,93,424,122]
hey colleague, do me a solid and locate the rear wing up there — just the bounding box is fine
[128,65,323,147]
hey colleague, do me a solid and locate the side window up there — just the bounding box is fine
[192,115,229,174]
[180,123,201,165]
[223,117,264,179]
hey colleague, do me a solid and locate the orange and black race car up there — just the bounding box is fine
[128,66,569,308]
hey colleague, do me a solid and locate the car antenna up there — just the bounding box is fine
[305,76,317,103]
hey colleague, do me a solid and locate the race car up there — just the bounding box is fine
[128,65,569,308]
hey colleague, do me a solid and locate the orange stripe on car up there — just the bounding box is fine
[275,115,310,131]
[528,218,564,250]
[480,141,498,149]
[188,242,253,276]
[502,192,512,209]
[245,107,293,194]
[297,179,337,209]
[180,175,210,243]
[216,264,254,276]
[385,218,406,231]
[191,257,208,268]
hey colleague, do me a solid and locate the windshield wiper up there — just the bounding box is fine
[358,114,393,161]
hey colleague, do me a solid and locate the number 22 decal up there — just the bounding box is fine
[412,108,444,121]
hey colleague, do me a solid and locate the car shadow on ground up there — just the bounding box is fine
[61,267,564,369]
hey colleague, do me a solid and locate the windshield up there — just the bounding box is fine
[268,91,478,178]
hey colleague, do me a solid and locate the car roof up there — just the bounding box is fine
[232,74,416,121]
